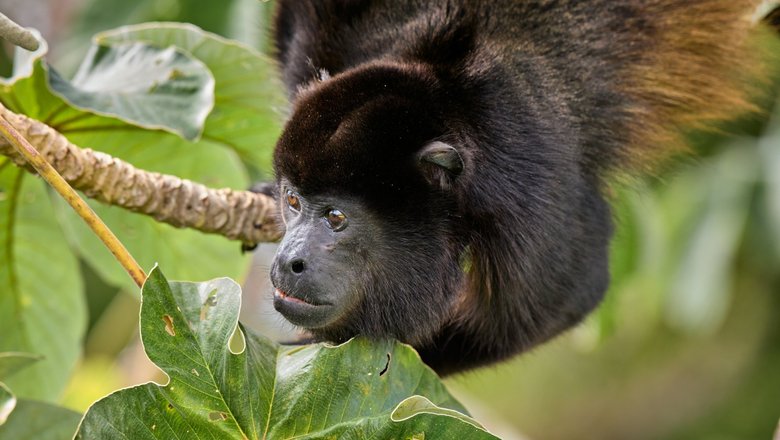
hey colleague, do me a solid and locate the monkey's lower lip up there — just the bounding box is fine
[273,288,335,327]
[273,288,328,307]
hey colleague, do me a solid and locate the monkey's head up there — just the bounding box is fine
[270,57,612,364]
[270,62,468,345]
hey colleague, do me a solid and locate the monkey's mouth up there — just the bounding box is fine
[273,288,336,328]
[273,288,328,306]
[274,288,305,304]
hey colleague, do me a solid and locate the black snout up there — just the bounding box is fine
[273,255,307,278]
[271,253,310,287]
[290,258,306,274]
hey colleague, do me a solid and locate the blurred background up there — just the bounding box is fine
[1,1,779,439]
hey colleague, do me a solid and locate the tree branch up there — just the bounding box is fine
[0,103,282,245]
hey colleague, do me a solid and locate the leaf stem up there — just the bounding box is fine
[0,12,39,52]
[0,114,147,288]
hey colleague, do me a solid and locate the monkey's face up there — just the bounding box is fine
[270,62,470,344]
[269,177,464,345]
[270,184,378,329]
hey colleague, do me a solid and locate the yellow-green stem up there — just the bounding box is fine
[0,115,146,288]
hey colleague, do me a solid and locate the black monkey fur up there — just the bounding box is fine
[268,0,779,375]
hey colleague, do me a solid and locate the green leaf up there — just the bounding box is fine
[0,353,43,380]
[0,167,86,402]
[95,22,286,170]
[1,30,215,141]
[0,399,82,439]
[49,42,214,140]
[76,267,497,439]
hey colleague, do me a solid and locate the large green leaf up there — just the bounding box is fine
[0,167,86,402]
[0,399,81,439]
[0,29,214,141]
[76,268,497,439]
[49,42,214,140]
[95,22,286,169]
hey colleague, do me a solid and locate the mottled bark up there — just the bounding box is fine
[0,104,282,245]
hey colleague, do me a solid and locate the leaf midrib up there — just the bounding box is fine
[260,348,281,440]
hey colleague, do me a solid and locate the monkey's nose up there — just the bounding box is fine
[288,258,306,275]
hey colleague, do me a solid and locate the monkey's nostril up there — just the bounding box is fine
[290,259,306,274]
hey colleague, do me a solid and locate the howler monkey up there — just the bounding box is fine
[265,0,780,375]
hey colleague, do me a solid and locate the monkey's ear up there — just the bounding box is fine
[418,141,464,188]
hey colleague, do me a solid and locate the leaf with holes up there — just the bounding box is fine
[76,267,498,439]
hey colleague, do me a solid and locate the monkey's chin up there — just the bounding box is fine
[273,288,339,328]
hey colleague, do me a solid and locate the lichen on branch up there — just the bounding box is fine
[0,103,282,245]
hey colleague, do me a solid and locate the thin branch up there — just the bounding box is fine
[0,12,39,52]
[0,113,146,287]
[0,103,283,245]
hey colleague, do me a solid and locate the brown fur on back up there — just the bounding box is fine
[622,1,768,165]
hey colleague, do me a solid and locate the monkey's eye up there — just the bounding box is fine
[325,209,348,231]
[286,190,301,212]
